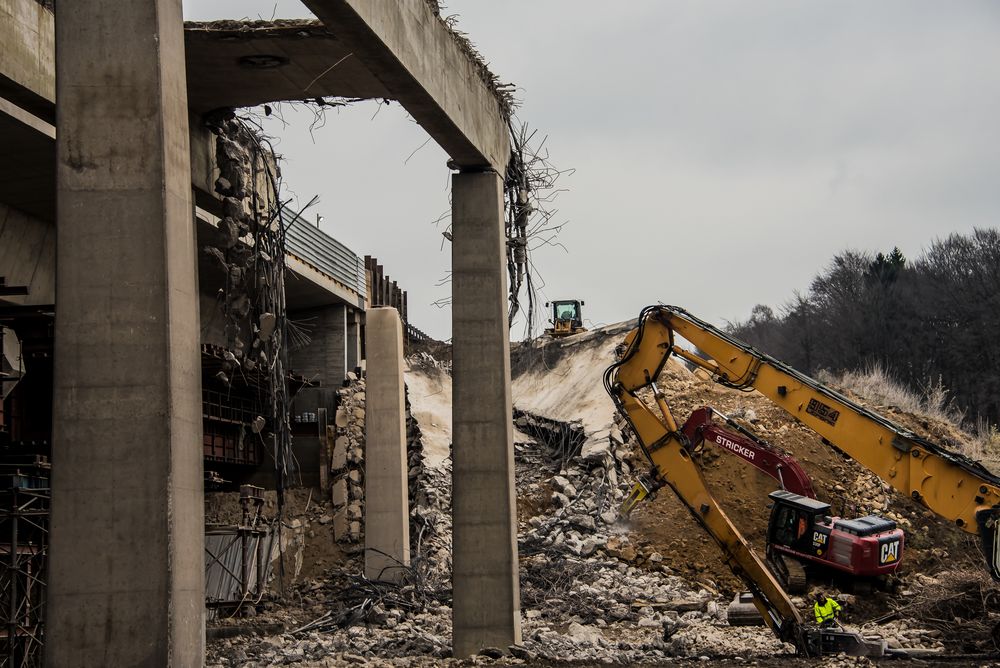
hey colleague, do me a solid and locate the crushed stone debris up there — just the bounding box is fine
[207,325,998,665]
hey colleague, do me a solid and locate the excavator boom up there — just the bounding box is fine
[605,371,810,649]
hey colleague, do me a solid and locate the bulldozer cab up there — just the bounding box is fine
[545,300,587,337]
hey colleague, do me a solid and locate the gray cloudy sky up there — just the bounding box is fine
[183,1,1000,340]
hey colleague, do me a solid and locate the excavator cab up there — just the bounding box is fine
[767,490,904,590]
[545,299,587,337]
[770,492,830,555]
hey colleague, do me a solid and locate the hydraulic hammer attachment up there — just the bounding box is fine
[620,473,661,516]
[978,507,1000,580]
[804,627,887,657]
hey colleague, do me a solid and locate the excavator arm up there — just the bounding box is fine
[612,305,1000,580]
[681,407,817,499]
[606,369,810,650]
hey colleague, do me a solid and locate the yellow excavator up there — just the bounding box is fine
[604,305,1000,657]
[544,300,587,338]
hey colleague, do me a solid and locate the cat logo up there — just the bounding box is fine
[880,540,900,564]
[812,531,828,546]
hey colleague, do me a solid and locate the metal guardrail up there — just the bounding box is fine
[406,322,431,344]
[282,210,366,298]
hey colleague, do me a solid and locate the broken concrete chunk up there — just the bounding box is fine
[332,507,349,540]
[214,176,233,196]
[579,537,605,557]
[222,196,246,221]
[258,312,276,339]
[331,436,348,470]
[251,416,266,434]
[551,475,578,498]
[332,478,348,507]
[566,622,603,644]
[579,438,611,462]
[664,598,707,613]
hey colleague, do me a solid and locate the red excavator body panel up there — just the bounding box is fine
[681,407,817,498]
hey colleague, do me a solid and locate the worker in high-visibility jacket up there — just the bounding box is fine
[813,592,842,627]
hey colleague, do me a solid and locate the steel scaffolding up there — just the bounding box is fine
[0,457,49,668]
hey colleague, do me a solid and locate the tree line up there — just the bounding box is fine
[727,228,1000,427]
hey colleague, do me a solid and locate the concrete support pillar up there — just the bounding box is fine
[346,307,361,373]
[364,307,410,582]
[48,2,204,666]
[333,303,347,381]
[450,171,521,656]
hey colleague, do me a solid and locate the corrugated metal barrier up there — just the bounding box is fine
[205,525,279,616]
[283,210,366,297]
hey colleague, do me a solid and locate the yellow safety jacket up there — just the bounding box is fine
[814,597,842,624]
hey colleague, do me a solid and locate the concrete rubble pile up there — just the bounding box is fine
[512,412,790,662]
[207,335,990,665]
[331,377,366,543]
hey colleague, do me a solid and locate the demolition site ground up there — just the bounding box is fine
[205,322,1000,666]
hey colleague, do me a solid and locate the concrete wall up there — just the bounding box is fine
[0,202,54,304]
[0,0,55,117]
[199,290,228,348]
[289,304,348,386]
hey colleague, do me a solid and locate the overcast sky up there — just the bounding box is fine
[183,1,1000,340]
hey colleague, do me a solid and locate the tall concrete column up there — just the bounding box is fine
[346,307,362,373]
[451,171,521,656]
[48,1,204,665]
[364,307,409,582]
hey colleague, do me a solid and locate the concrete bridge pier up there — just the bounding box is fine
[451,171,522,656]
[47,1,205,665]
[364,307,410,583]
